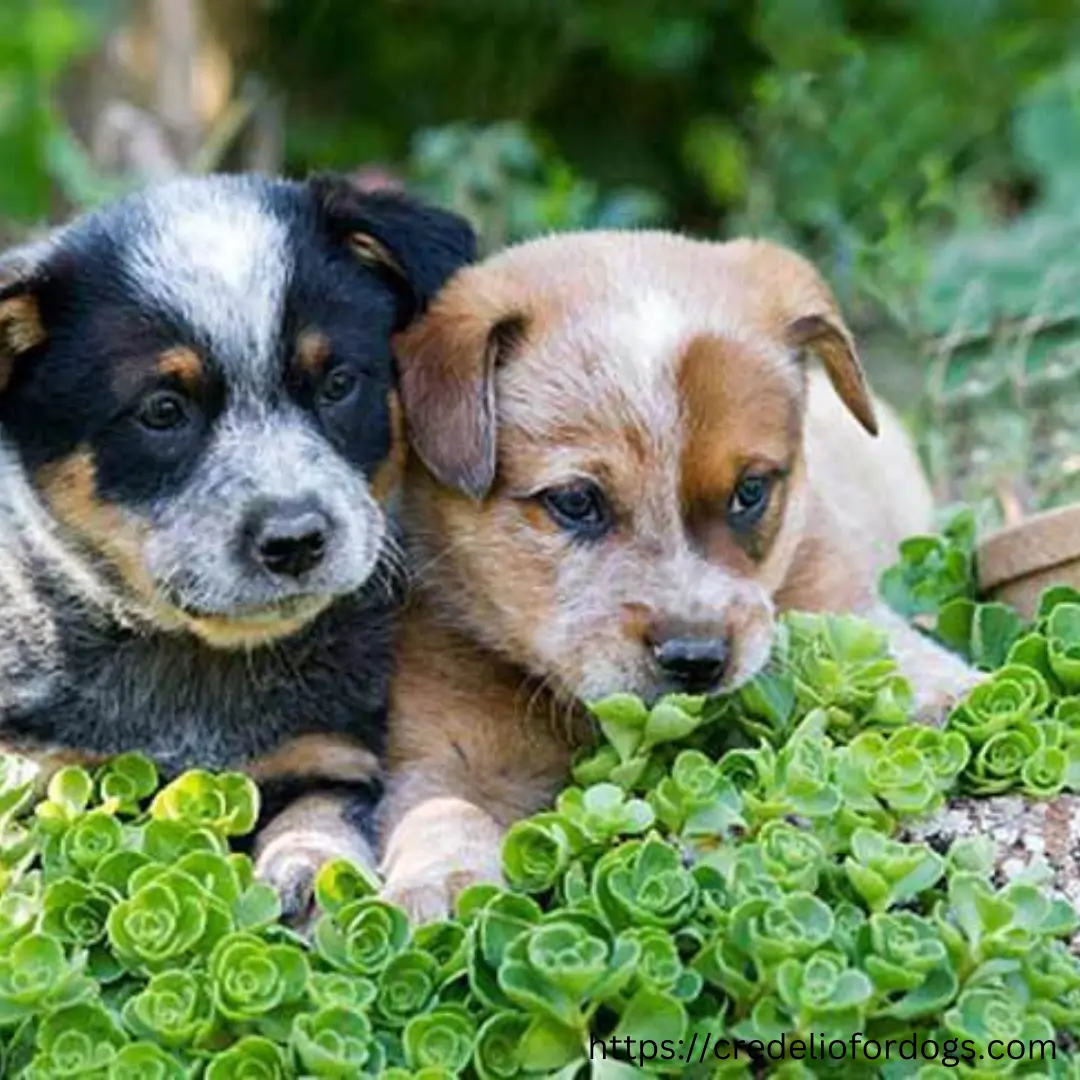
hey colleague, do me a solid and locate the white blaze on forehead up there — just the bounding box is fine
[600,289,687,398]
[125,179,292,383]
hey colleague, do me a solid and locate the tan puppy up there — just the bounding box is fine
[379,231,979,922]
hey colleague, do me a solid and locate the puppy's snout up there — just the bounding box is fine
[651,635,729,693]
[247,500,331,579]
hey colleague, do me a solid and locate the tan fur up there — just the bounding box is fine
[245,733,379,786]
[295,330,332,378]
[0,295,46,391]
[370,390,407,506]
[157,346,204,392]
[382,230,980,921]
[35,451,156,604]
[34,450,331,649]
[348,232,406,279]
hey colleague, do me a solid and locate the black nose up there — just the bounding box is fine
[249,501,331,579]
[653,636,729,692]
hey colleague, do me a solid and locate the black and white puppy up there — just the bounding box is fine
[0,173,475,916]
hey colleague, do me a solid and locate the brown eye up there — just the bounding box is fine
[137,390,189,431]
[538,482,613,541]
[727,473,773,530]
[320,368,357,405]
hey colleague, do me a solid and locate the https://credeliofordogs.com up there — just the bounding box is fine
[589,1030,1058,1069]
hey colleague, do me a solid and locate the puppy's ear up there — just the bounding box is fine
[727,239,878,436]
[0,242,51,395]
[785,310,877,436]
[393,286,525,500]
[309,173,478,328]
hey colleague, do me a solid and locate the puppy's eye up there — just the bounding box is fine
[727,473,773,530]
[319,368,358,405]
[137,390,189,432]
[538,482,612,540]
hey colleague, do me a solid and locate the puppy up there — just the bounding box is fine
[378,230,980,922]
[0,173,474,917]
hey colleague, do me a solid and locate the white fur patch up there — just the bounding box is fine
[125,178,291,388]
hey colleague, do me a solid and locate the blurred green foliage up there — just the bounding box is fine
[0,0,124,227]
[6,0,1080,509]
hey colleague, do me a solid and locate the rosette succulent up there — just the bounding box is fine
[0,933,93,1025]
[555,784,653,846]
[208,931,309,1022]
[107,1042,188,1080]
[121,969,215,1049]
[41,879,114,946]
[836,726,968,815]
[377,949,441,1027]
[150,770,259,837]
[26,1001,127,1077]
[501,815,577,894]
[775,949,874,1037]
[204,1036,288,1080]
[403,1006,477,1074]
[946,664,1050,744]
[591,836,699,931]
[291,1006,382,1077]
[314,898,410,976]
[843,830,945,912]
[107,865,231,975]
[95,754,159,816]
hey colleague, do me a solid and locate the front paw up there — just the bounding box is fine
[253,804,376,933]
[382,856,502,925]
[379,797,505,923]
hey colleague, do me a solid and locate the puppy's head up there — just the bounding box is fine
[0,174,474,648]
[394,232,876,702]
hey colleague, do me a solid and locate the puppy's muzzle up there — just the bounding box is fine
[246,499,332,580]
[650,634,729,694]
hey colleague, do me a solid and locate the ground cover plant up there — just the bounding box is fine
[1,511,1080,1077]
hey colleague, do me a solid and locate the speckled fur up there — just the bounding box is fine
[0,173,476,917]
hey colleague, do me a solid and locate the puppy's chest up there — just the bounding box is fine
[4,598,392,776]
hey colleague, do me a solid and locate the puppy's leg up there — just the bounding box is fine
[861,603,985,724]
[379,631,575,923]
[254,790,378,930]
[380,786,506,924]
[246,733,382,929]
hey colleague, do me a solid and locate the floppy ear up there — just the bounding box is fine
[785,310,877,436]
[0,242,52,395]
[309,172,478,328]
[726,239,878,436]
[393,284,525,500]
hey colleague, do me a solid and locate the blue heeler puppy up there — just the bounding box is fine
[0,172,475,920]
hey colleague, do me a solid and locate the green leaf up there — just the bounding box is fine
[403,1007,477,1073]
[204,1036,288,1080]
[613,986,687,1045]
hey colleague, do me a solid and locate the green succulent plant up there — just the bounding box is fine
[0,551,1076,1076]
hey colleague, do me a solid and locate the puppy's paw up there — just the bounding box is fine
[382,859,501,925]
[254,837,332,932]
[253,796,377,934]
[380,797,504,924]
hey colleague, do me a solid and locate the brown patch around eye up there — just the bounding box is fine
[295,330,332,378]
[157,346,203,393]
[369,388,407,505]
[35,450,153,600]
[0,295,46,391]
[677,333,801,567]
[348,233,404,278]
